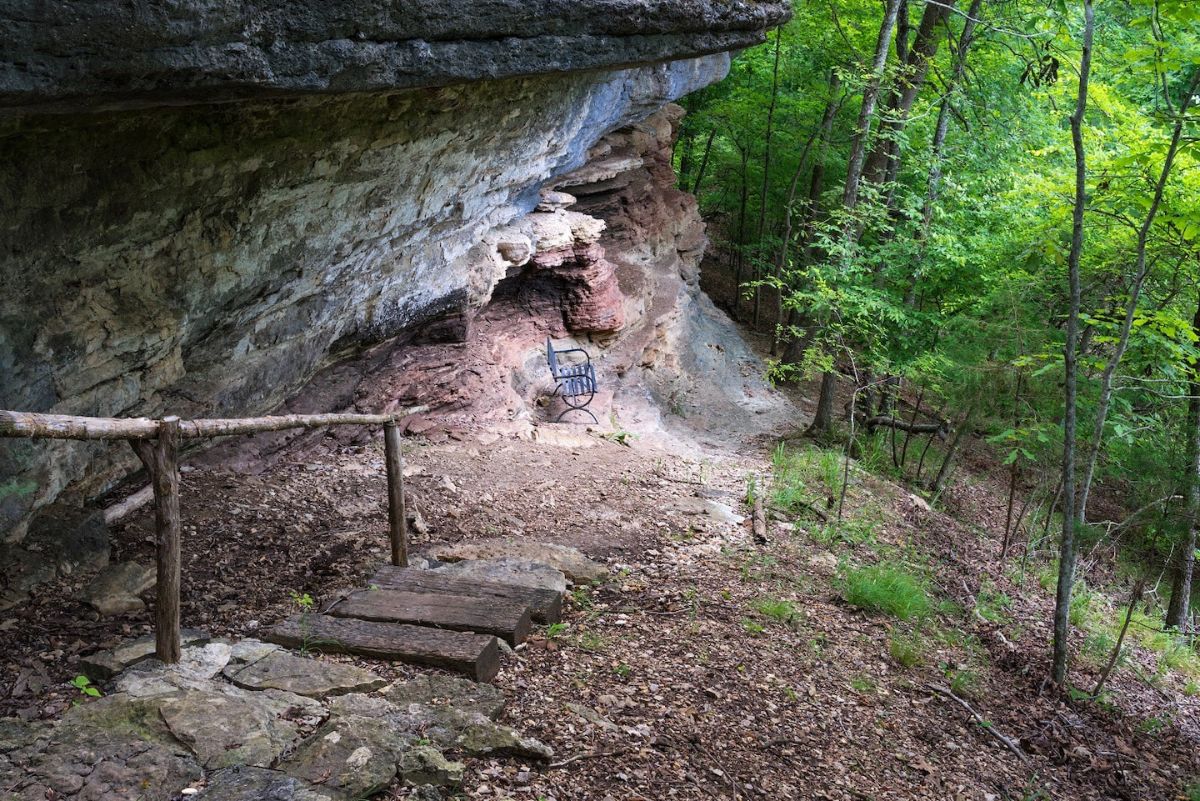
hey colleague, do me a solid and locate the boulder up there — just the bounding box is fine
[0,505,109,610]
[224,649,387,698]
[434,539,607,584]
[82,561,155,616]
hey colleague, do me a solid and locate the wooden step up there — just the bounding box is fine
[265,614,500,682]
[370,565,563,623]
[329,588,532,645]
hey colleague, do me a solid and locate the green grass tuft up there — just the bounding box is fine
[843,565,932,621]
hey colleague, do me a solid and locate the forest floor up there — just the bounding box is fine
[6,335,1200,800]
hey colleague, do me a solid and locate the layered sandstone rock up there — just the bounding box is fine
[0,2,790,539]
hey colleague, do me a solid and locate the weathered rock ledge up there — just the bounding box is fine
[0,1,791,113]
[0,2,789,539]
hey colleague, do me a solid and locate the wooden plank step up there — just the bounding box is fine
[370,565,563,623]
[265,614,500,682]
[329,589,532,646]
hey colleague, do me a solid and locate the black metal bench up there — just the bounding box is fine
[546,337,598,423]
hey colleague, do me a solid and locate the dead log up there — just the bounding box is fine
[753,495,767,543]
[865,415,948,436]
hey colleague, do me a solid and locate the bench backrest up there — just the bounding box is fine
[546,337,559,375]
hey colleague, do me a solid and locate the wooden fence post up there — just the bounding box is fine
[131,416,183,663]
[383,420,408,567]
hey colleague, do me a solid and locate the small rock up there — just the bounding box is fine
[537,190,577,212]
[82,561,155,616]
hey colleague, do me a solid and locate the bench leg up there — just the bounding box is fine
[555,405,599,424]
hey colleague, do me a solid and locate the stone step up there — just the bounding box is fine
[369,565,563,623]
[265,615,500,682]
[329,588,532,646]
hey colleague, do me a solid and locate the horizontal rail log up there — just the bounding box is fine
[0,407,428,442]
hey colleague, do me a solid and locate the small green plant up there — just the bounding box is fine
[290,590,315,611]
[948,669,980,698]
[579,631,606,651]
[975,582,1012,624]
[1138,714,1170,735]
[569,587,593,610]
[602,429,634,446]
[613,662,632,678]
[753,597,800,626]
[741,618,766,635]
[842,564,932,621]
[888,632,924,668]
[546,622,569,640]
[71,675,102,699]
[850,674,876,694]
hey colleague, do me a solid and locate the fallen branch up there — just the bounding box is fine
[752,495,767,543]
[549,748,630,769]
[865,415,948,436]
[926,684,1031,765]
[103,484,154,524]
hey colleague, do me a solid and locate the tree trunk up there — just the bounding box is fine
[1078,67,1200,517]
[808,371,838,438]
[1052,0,1094,690]
[863,0,956,188]
[932,403,976,497]
[732,143,750,318]
[841,0,904,225]
[772,70,842,356]
[1166,290,1200,630]
[691,128,716,196]
[905,0,983,302]
[753,30,784,331]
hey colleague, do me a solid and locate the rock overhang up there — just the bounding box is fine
[0,0,792,114]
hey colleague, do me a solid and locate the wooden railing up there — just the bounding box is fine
[0,408,424,663]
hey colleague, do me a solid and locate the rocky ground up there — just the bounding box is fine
[5,106,1200,799]
[5,386,1200,799]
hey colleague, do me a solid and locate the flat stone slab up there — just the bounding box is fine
[432,538,607,584]
[329,692,551,761]
[370,564,563,623]
[82,561,155,616]
[430,556,569,595]
[79,628,210,681]
[196,767,336,801]
[159,688,307,769]
[381,675,506,720]
[224,649,386,698]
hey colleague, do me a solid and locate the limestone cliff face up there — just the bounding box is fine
[0,2,789,538]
